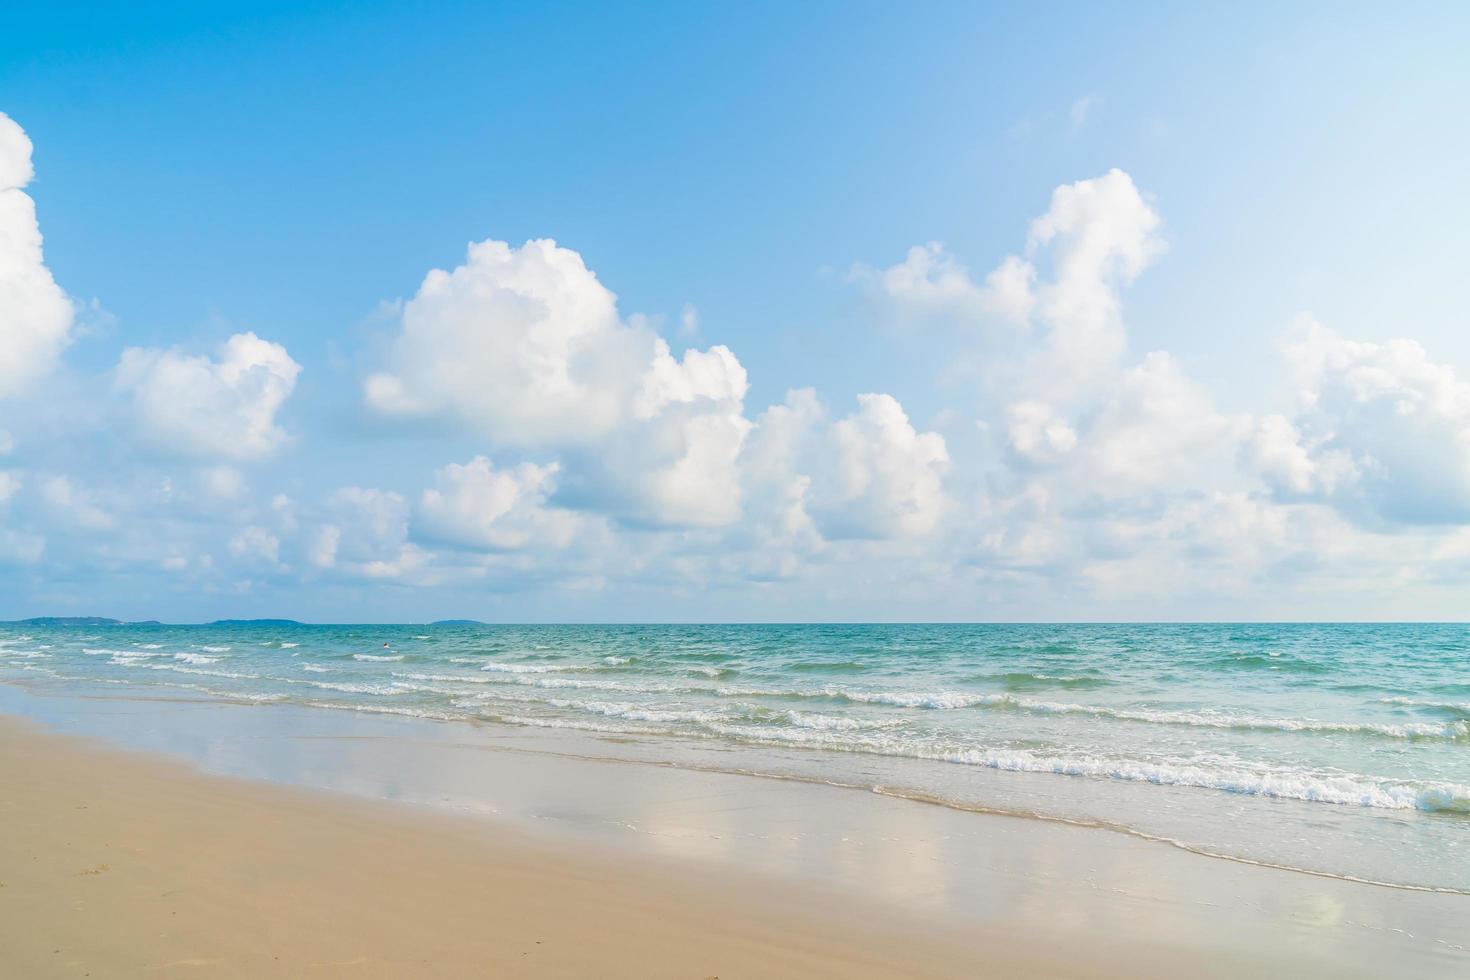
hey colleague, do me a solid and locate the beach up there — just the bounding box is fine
[1,678,1467,978]
[0,715,998,979]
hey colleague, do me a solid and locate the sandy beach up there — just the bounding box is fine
[2,686,1467,979]
[0,714,1053,979]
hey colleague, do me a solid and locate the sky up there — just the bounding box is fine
[2,1,1470,622]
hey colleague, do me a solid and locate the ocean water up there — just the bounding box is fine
[2,622,1467,892]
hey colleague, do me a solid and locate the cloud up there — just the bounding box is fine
[7,105,1470,618]
[0,112,73,397]
[823,394,950,537]
[310,487,429,579]
[745,390,949,541]
[228,525,281,566]
[37,474,114,530]
[862,169,1161,404]
[365,238,648,442]
[114,332,301,460]
[1023,168,1165,393]
[365,238,753,528]
[1076,351,1242,498]
[1248,318,1470,525]
[416,456,577,550]
[1069,95,1096,130]
[858,243,1034,325]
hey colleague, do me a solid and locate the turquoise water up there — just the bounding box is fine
[2,622,1467,891]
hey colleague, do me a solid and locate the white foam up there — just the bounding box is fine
[142,664,263,680]
[479,662,585,674]
[280,642,300,649]
[553,699,730,726]
[5,663,61,676]
[300,700,462,722]
[300,664,332,673]
[685,723,1470,813]
[782,710,894,731]
[712,686,1468,739]
[497,714,676,737]
[306,680,409,695]
[1380,696,1470,714]
[395,671,495,685]
[353,653,405,662]
[199,646,231,653]
[173,652,220,665]
[107,651,166,665]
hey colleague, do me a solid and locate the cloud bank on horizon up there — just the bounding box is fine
[3,109,1468,621]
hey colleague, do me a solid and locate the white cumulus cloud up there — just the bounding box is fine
[416,456,577,550]
[115,332,301,460]
[366,238,753,528]
[745,390,949,541]
[0,112,73,397]
[1249,318,1470,525]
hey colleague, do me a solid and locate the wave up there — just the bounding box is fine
[107,651,167,665]
[789,660,866,673]
[300,664,332,673]
[302,679,413,696]
[199,646,232,653]
[545,699,732,726]
[980,671,1110,691]
[140,664,263,681]
[299,700,464,723]
[1380,696,1470,716]
[395,671,498,685]
[4,662,61,676]
[686,723,1470,813]
[709,686,1468,740]
[479,662,589,674]
[280,642,300,649]
[353,653,406,662]
[429,692,1470,815]
[173,653,220,665]
[494,713,676,737]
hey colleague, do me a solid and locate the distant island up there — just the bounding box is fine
[3,617,483,627]
[2,617,304,627]
[3,617,162,627]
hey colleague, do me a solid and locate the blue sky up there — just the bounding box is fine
[2,2,1469,621]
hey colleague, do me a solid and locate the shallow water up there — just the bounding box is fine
[2,622,1467,891]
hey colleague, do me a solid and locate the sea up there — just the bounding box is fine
[2,621,1466,893]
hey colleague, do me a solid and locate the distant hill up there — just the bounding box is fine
[9,616,125,626]
[430,619,486,626]
[209,619,305,627]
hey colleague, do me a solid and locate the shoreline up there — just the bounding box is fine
[1,683,1468,977]
[0,715,1000,979]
